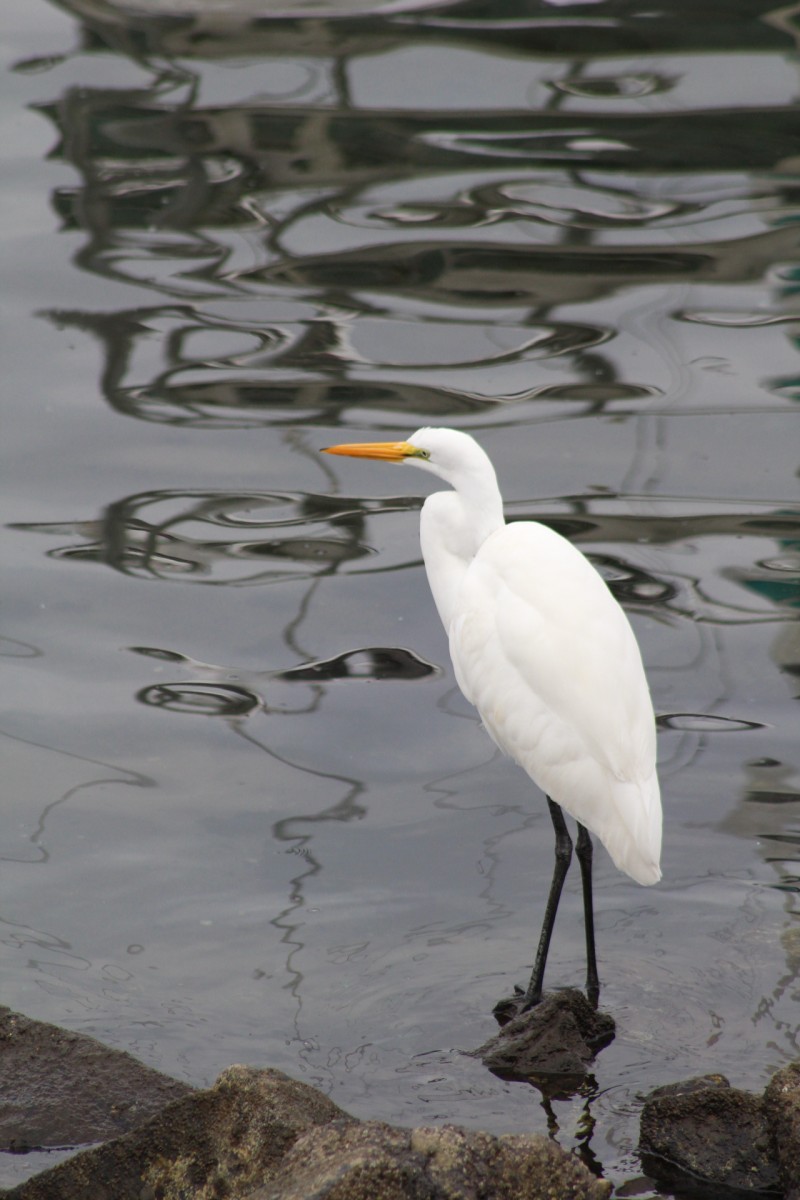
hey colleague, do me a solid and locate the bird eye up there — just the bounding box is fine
[417,449,431,460]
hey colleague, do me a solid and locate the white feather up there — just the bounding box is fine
[412,428,662,886]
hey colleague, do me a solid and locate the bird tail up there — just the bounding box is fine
[603,773,662,886]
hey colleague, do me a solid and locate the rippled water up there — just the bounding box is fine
[3,0,800,1191]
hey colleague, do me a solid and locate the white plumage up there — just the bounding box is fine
[324,426,662,1008]
[444,520,661,886]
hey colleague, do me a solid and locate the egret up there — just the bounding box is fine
[322,428,661,1010]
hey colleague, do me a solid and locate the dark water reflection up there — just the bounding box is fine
[3,0,800,1190]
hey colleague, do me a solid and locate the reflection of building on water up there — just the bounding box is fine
[728,527,800,886]
[35,0,800,436]
[50,0,798,68]
[11,489,390,582]
[771,621,800,700]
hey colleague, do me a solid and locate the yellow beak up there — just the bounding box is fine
[322,440,418,463]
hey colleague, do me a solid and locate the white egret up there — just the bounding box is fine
[323,428,661,1010]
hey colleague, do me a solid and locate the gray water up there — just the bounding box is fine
[3,0,800,1191]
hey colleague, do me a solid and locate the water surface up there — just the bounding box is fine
[2,0,800,1191]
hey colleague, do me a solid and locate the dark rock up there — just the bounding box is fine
[0,1007,192,1151]
[257,1119,612,1200]
[474,988,615,1087]
[639,1075,782,1196]
[3,1064,610,1200]
[764,1061,800,1200]
[644,1072,732,1100]
[5,1065,350,1200]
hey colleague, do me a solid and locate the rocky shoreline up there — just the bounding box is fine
[0,1003,798,1198]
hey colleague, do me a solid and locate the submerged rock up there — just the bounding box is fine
[475,988,615,1087]
[639,1074,782,1196]
[0,1006,192,1152]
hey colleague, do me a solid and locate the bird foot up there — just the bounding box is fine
[493,981,599,1026]
[492,985,537,1027]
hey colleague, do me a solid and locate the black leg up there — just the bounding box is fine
[576,822,600,1008]
[522,797,572,1009]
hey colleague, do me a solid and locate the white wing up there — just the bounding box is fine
[448,521,661,884]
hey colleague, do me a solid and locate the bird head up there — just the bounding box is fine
[322,427,495,490]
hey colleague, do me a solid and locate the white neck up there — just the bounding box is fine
[419,480,504,632]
